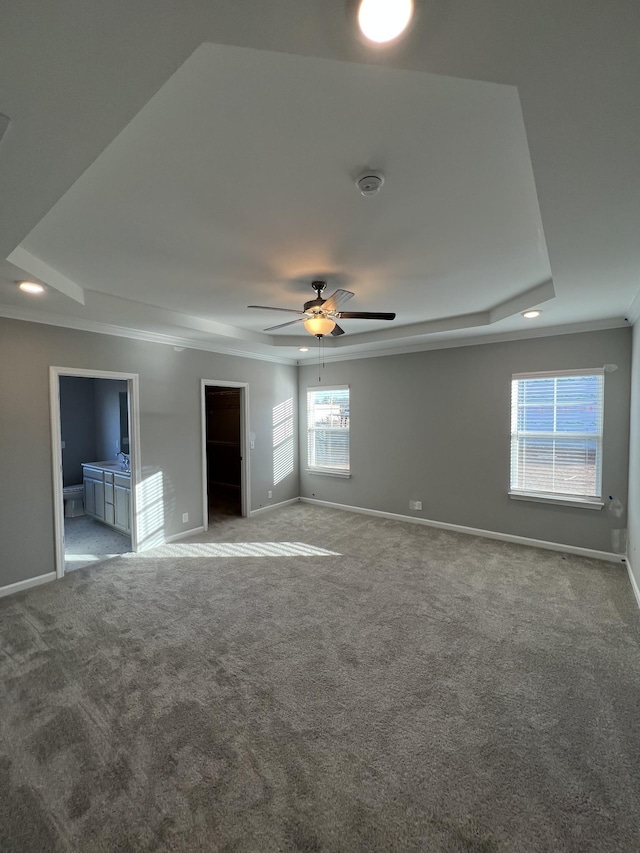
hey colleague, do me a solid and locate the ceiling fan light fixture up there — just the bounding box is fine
[303,316,336,336]
[358,0,414,44]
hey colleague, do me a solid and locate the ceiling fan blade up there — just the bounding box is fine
[264,318,306,331]
[248,305,305,314]
[337,311,396,320]
[330,324,345,337]
[322,289,355,312]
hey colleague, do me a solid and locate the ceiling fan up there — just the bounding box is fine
[248,280,396,337]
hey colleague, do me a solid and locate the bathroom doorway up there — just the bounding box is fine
[50,367,140,579]
[201,380,249,527]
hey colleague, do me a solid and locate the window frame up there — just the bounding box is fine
[508,368,605,509]
[306,385,351,477]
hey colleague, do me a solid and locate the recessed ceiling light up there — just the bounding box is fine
[299,347,309,352]
[522,309,541,319]
[18,281,45,295]
[358,0,413,44]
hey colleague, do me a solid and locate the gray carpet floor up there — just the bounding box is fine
[64,515,131,573]
[1,503,639,852]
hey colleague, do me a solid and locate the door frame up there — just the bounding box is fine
[50,366,141,579]
[201,379,250,529]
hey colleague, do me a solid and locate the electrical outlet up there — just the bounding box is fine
[182,512,189,523]
[410,500,422,511]
[268,490,273,499]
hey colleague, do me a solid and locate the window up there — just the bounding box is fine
[307,386,350,475]
[510,369,604,505]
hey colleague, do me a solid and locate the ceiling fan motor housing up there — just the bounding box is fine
[356,170,385,197]
[305,280,327,312]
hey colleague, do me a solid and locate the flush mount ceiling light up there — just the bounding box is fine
[299,347,310,352]
[18,281,44,295]
[358,0,414,43]
[522,309,541,319]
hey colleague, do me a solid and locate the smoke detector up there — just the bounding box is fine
[356,170,385,197]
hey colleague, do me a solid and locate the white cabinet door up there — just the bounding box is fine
[82,466,130,534]
[114,485,130,533]
[94,479,105,520]
[83,477,95,516]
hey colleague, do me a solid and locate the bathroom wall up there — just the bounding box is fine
[94,378,127,461]
[59,376,127,485]
[59,376,97,486]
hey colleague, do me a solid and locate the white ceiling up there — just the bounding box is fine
[0,1,637,363]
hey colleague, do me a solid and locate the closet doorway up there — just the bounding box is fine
[201,380,249,526]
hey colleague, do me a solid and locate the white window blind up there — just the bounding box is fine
[307,386,350,474]
[510,370,604,500]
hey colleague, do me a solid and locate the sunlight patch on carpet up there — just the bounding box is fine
[66,553,122,563]
[128,542,341,558]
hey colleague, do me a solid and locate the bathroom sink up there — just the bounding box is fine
[84,460,130,472]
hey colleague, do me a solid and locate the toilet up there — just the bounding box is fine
[63,484,85,518]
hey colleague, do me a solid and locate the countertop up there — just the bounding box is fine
[82,461,131,475]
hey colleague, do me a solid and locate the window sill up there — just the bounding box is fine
[508,491,604,510]
[306,469,351,479]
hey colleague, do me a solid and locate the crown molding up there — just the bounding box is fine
[0,303,627,369]
[0,305,297,365]
[296,317,629,365]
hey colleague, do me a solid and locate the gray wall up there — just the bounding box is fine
[0,317,298,587]
[1,316,632,590]
[626,323,640,593]
[59,376,97,487]
[299,328,631,553]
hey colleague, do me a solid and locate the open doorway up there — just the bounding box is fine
[201,380,249,527]
[50,367,140,579]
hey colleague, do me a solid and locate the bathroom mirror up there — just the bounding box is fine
[119,391,130,454]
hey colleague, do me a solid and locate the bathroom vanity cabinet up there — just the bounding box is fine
[82,463,131,535]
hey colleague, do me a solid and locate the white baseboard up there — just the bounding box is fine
[0,571,56,599]
[250,497,300,517]
[164,526,205,544]
[299,498,624,564]
[626,556,640,611]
